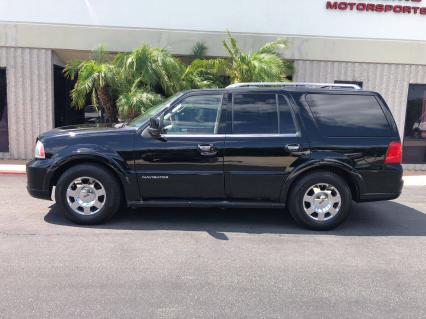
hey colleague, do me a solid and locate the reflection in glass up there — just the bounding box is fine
[403,84,426,164]
[233,94,278,134]
[163,95,223,135]
[306,94,392,137]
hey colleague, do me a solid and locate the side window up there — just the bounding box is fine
[278,95,297,134]
[232,94,278,134]
[162,94,223,135]
[306,94,392,137]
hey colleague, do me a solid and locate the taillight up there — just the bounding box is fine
[35,140,45,159]
[384,141,402,164]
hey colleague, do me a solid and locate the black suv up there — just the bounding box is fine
[27,82,403,230]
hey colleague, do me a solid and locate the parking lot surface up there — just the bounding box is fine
[0,175,425,318]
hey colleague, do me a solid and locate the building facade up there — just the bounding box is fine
[1,0,426,169]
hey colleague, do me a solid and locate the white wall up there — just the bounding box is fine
[1,0,426,41]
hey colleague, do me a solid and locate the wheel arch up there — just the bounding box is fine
[281,162,363,204]
[47,155,128,204]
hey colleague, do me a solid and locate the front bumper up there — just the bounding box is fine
[26,159,53,200]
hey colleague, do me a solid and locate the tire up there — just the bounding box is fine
[55,164,122,225]
[287,171,352,230]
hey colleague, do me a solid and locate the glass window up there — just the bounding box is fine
[306,94,392,137]
[402,84,426,164]
[162,94,223,135]
[0,68,8,152]
[128,93,183,128]
[278,95,297,134]
[232,94,278,134]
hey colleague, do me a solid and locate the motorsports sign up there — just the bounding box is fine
[326,0,426,15]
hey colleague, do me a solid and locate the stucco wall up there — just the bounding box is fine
[0,47,53,159]
[294,60,426,170]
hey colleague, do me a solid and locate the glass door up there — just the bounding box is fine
[403,84,426,163]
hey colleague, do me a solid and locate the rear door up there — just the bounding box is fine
[224,92,310,202]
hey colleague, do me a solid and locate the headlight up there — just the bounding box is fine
[35,140,45,159]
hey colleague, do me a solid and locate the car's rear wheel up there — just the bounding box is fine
[55,164,121,225]
[288,171,352,230]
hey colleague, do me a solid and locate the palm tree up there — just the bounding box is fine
[112,45,187,119]
[185,32,293,86]
[191,41,208,60]
[64,46,118,122]
[115,45,186,97]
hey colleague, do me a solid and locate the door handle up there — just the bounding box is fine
[198,144,217,156]
[286,144,302,152]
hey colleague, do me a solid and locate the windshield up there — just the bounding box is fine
[127,93,184,128]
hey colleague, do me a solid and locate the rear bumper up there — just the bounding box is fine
[27,186,51,200]
[357,165,404,202]
[358,191,402,202]
[26,159,52,200]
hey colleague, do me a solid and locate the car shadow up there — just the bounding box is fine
[43,200,426,239]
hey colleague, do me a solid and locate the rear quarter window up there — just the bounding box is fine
[306,94,393,137]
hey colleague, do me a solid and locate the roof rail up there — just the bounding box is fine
[226,82,362,90]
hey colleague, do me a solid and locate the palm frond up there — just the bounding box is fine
[90,45,110,63]
[183,58,229,88]
[117,88,164,120]
[223,30,241,58]
[258,38,288,55]
[191,41,208,59]
[63,60,83,80]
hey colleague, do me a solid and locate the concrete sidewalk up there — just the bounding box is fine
[1,161,426,186]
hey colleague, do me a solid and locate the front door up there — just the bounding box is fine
[134,93,226,200]
[224,92,309,202]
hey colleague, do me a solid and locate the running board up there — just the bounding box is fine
[128,200,286,209]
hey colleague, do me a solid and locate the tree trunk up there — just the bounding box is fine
[97,86,117,123]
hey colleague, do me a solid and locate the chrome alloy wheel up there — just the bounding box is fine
[303,183,341,221]
[66,177,106,215]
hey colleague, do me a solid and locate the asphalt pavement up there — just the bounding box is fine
[0,175,425,318]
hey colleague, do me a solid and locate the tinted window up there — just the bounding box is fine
[278,95,297,134]
[162,94,223,135]
[306,94,392,137]
[233,94,278,134]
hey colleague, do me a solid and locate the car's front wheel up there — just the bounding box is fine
[55,164,122,225]
[288,171,352,230]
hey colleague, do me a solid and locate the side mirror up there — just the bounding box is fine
[148,117,163,137]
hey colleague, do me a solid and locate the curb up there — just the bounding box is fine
[0,171,27,176]
[0,164,27,176]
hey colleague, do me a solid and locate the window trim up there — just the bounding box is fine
[162,133,300,138]
[278,94,299,135]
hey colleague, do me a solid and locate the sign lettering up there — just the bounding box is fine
[326,0,426,15]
